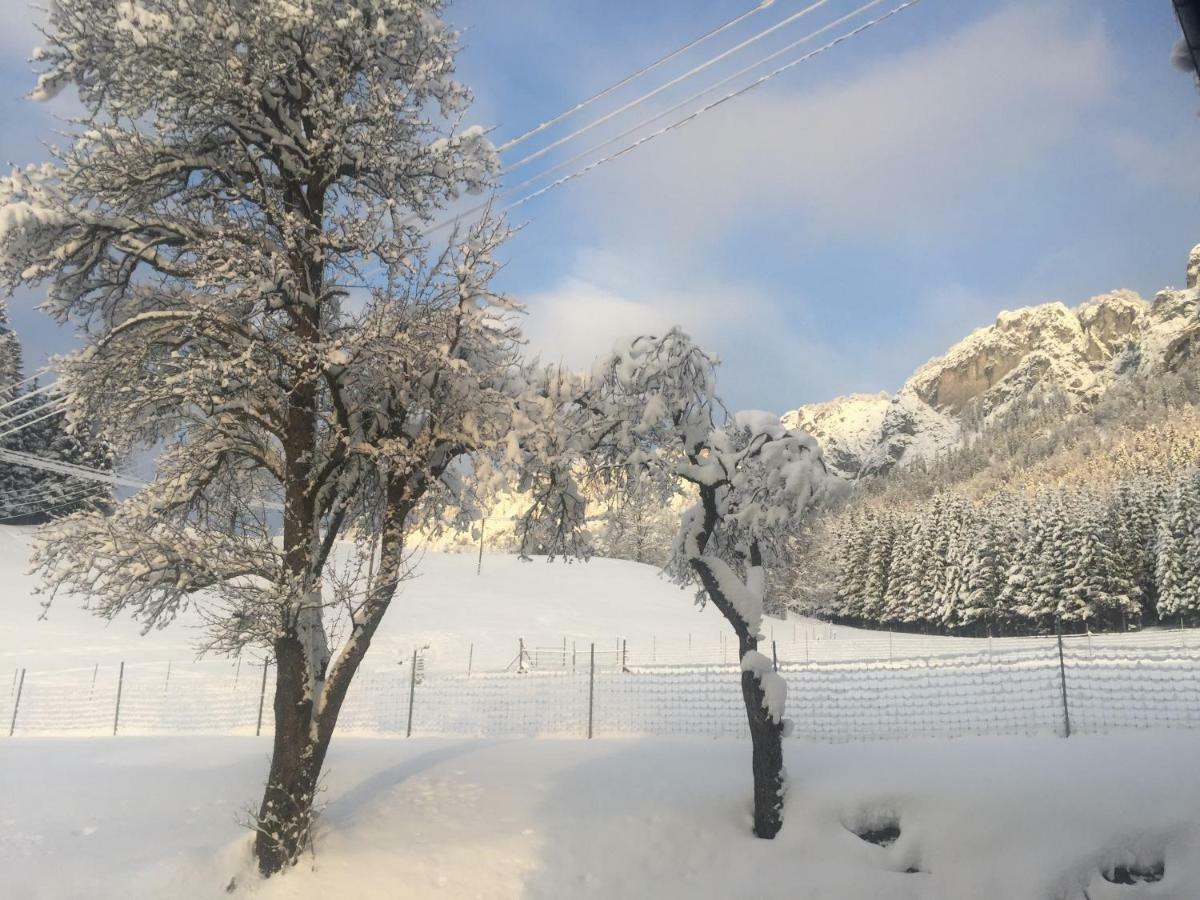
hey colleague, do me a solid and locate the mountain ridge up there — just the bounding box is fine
[784,245,1200,479]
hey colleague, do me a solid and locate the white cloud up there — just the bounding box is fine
[521,249,871,411]
[568,2,1110,248]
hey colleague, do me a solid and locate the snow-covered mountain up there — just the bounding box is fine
[785,245,1200,479]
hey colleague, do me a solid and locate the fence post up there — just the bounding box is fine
[771,640,778,672]
[164,660,172,695]
[1056,623,1071,739]
[113,661,125,736]
[467,643,474,678]
[622,638,628,673]
[587,643,595,739]
[89,663,98,700]
[8,668,24,736]
[256,660,269,737]
[518,638,526,674]
[406,649,417,738]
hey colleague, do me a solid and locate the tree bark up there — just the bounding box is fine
[741,657,785,839]
[690,526,786,839]
[253,478,412,875]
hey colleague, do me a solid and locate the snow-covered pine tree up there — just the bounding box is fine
[1155,478,1193,623]
[0,383,114,522]
[860,510,896,622]
[900,509,935,628]
[914,496,953,629]
[880,511,917,626]
[1061,493,1140,630]
[1,0,516,876]
[1029,492,1075,631]
[1107,479,1159,627]
[935,498,969,631]
[834,510,874,621]
[959,516,1003,634]
[1002,497,1047,630]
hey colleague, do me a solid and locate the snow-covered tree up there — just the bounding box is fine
[523,329,831,839]
[958,501,1013,633]
[1061,494,1139,629]
[1,0,510,876]
[1157,476,1200,623]
[860,511,896,622]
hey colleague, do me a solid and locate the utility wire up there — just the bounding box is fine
[344,0,909,287]
[399,0,920,249]
[0,368,53,400]
[0,403,69,443]
[0,488,106,524]
[0,448,145,490]
[495,0,782,153]
[504,0,921,213]
[0,380,59,415]
[490,0,888,218]
[504,0,837,174]
[0,482,106,514]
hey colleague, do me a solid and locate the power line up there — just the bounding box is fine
[504,0,837,174]
[377,0,842,246]
[495,0,782,154]
[0,402,69,443]
[343,0,918,286]
[504,0,922,213]
[0,380,59,416]
[489,0,888,218]
[0,482,106,515]
[0,487,106,524]
[0,448,145,490]
[0,368,53,400]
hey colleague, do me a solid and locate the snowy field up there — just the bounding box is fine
[6,527,1200,897]
[6,525,1198,676]
[6,526,1200,742]
[3,734,1199,900]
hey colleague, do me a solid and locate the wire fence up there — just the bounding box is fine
[7,634,1200,742]
[445,623,1200,675]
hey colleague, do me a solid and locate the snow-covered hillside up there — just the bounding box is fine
[785,245,1200,478]
[0,526,787,674]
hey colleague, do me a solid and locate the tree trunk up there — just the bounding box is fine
[739,638,785,839]
[692,551,787,840]
[253,484,412,875]
[254,636,324,874]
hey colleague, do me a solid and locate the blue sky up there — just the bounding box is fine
[1,0,1198,411]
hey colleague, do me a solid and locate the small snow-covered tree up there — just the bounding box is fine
[522,329,830,839]
[1,0,508,876]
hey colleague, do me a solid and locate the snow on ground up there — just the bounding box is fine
[0,526,819,674]
[2,733,1198,900]
[9,525,1195,683]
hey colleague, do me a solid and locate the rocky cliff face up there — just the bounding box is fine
[787,245,1200,479]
